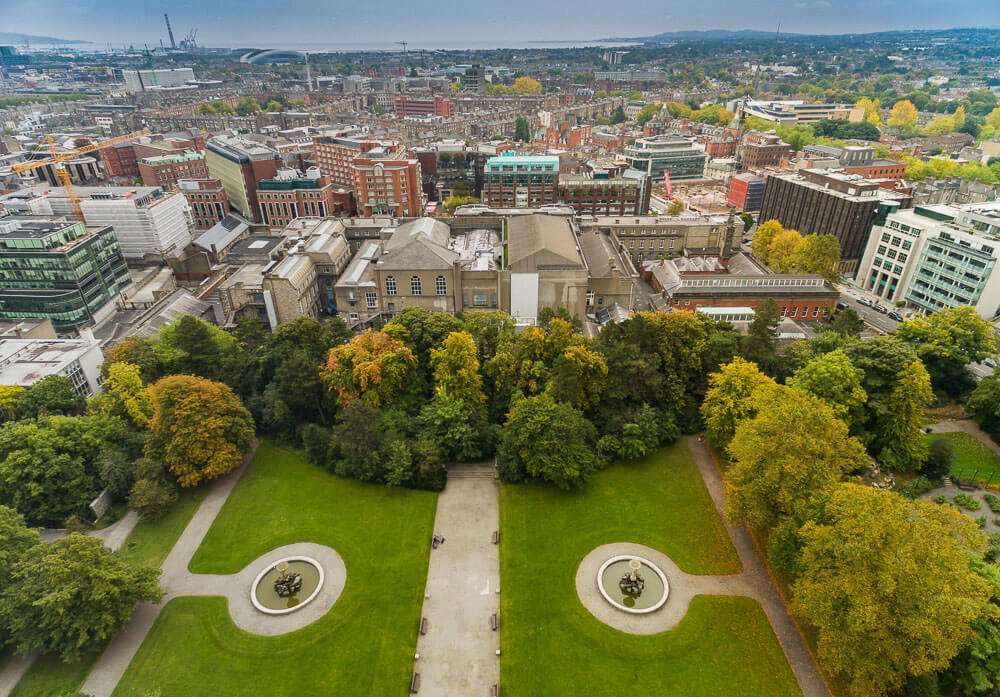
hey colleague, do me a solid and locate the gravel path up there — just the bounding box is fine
[686,436,832,697]
[0,509,141,697]
[928,419,1000,457]
[412,464,500,697]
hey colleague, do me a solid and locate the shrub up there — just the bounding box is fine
[953,493,982,511]
[920,438,954,480]
[903,475,937,499]
[933,494,951,505]
[129,478,178,519]
[300,423,332,470]
[984,493,1000,513]
[978,516,987,528]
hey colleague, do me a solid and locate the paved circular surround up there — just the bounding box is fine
[576,542,749,635]
[169,542,347,636]
[250,555,326,615]
[596,554,670,614]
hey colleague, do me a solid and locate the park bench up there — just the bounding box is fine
[419,617,428,635]
[492,530,499,544]
[490,684,499,697]
[490,612,498,631]
[410,672,420,693]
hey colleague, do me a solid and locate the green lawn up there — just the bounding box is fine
[9,483,209,697]
[8,654,97,697]
[113,443,438,697]
[120,488,207,568]
[928,432,1000,483]
[500,442,802,696]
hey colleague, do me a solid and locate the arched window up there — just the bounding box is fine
[411,276,422,295]
[385,276,397,296]
[436,275,447,295]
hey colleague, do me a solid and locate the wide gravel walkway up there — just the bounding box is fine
[686,436,831,697]
[412,464,500,697]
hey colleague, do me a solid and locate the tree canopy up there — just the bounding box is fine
[145,375,255,488]
[0,533,161,662]
[793,484,992,697]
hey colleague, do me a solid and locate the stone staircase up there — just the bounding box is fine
[447,463,496,480]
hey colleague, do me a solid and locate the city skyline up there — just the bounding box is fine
[1,0,998,48]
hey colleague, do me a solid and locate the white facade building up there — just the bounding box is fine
[122,68,195,92]
[0,336,104,396]
[1,186,193,260]
[855,203,1000,318]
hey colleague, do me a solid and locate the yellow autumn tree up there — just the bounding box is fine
[101,361,152,426]
[145,375,255,488]
[887,99,918,131]
[794,483,993,697]
[725,385,867,532]
[751,219,784,265]
[767,227,803,272]
[855,97,882,126]
[322,329,418,408]
[701,357,776,447]
[512,76,542,94]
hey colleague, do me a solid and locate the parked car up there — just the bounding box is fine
[873,304,889,314]
[887,311,904,321]
[858,297,873,307]
[984,357,998,369]
[836,301,849,311]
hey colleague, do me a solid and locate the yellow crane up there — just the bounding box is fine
[10,129,151,222]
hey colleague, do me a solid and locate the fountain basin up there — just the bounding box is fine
[597,555,669,614]
[250,556,324,615]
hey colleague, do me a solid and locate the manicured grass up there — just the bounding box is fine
[928,432,1000,482]
[113,443,438,697]
[500,442,801,696]
[120,488,207,569]
[8,654,97,697]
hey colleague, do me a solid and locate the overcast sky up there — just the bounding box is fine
[1,0,997,47]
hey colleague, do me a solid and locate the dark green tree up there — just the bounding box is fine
[741,299,781,376]
[18,375,85,419]
[497,393,598,489]
[0,534,162,661]
[514,116,531,142]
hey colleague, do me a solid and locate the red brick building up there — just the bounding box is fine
[178,178,229,230]
[727,173,768,212]
[138,151,209,191]
[741,133,792,170]
[101,143,140,179]
[393,96,455,118]
[843,160,907,180]
[257,169,351,228]
[643,256,838,319]
[312,135,401,187]
[352,151,423,217]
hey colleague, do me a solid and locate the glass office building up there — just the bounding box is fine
[0,218,131,333]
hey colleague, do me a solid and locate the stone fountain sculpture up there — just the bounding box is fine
[273,561,303,598]
[618,558,645,598]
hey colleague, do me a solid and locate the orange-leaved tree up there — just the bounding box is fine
[322,329,418,408]
[145,375,255,487]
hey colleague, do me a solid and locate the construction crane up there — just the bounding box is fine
[10,130,151,222]
[395,41,408,57]
[164,13,177,50]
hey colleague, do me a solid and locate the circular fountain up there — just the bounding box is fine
[250,556,325,615]
[597,555,669,614]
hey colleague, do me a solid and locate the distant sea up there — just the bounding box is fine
[210,40,642,52]
[33,38,641,54]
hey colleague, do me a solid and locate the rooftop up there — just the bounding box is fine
[507,214,584,272]
[0,338,99,388]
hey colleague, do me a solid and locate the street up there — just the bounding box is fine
[837,287,904,335]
